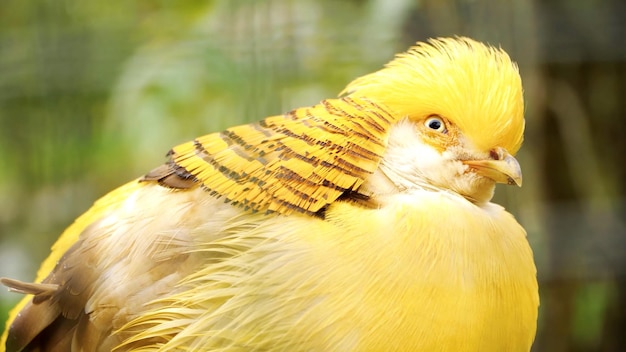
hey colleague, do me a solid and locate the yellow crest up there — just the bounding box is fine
[344,37,524,155]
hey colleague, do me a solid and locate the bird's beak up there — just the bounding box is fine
[462,147,523,187]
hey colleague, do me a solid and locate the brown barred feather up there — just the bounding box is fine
[143,97,395,215]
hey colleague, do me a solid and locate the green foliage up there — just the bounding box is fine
[572,283,613,348]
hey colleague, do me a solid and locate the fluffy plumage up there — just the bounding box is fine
[1,37,538,351]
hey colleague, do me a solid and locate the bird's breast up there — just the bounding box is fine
[300,190,539,351]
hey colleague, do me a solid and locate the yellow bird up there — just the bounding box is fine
[1,37,538,351]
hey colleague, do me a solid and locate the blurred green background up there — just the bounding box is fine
[0,0,624,351]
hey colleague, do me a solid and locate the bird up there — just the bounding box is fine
[1,37,538,351]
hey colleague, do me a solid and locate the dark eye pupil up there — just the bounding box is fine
[429,120,442,130]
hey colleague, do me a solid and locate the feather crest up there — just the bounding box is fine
[343,37,524,155]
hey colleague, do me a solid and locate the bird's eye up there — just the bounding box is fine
[425,116,447,133]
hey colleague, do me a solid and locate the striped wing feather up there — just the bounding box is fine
[0,97,396,352]
[145,97,395,215]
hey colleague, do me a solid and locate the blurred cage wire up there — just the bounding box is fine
[0,0,624,351]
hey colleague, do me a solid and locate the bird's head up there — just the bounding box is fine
[343,37,524,204]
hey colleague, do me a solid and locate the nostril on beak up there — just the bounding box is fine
[489,147,508,161]
[489,149,501,160]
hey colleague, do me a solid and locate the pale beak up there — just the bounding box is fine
[462,147,523,187]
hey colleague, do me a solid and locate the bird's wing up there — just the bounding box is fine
[142,96,395,215]
[1,96,395,351]
[1,180,145,352]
